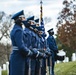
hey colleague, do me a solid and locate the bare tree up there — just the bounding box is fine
[0,11,13,62]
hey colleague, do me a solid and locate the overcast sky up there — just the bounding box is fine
[0,0,64,34]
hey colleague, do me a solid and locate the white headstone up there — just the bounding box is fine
[63,57,69,62]
[75,52,76,60]
[3,64,6,70]
[0,66,2,75]
[65,57,69,62]
[6,61,9,75]
[56,60,60,63]
[72,53,76,61]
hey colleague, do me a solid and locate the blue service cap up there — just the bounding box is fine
[27,16,34,22]
[47,28,53,33]
[35,18,39,23]
[11,10,24,20]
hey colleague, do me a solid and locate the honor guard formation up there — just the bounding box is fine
[9,1,65,75]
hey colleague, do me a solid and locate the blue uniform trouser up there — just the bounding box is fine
[24,57,29,75]
[31,59,36,75]
[47,51,55,75]
[35,59,46,75]
[41,59,46,75]
[35,59,40,75]
[9,50,26,75]
[31,59,41,75]
[51,52,55,75]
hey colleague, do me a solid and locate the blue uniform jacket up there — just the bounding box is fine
[31,31,39,48]
[10,24,30,55]
[47,35,58,52]
[23,28,32,48]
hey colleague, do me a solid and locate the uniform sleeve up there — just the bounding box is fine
[14,29,30,55]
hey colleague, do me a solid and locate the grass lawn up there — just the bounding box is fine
[2,70,7,75]
[55,61,76,75]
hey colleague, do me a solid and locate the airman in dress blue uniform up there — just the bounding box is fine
[36,26,51,75]
[9,10,33,75]
[47,28,58,75]
[22,16,34,75]
[29,18,40,75]
[23,16,35,75]
[40,30,52,75]
[37,26,51,75]
[37,26,46,75]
